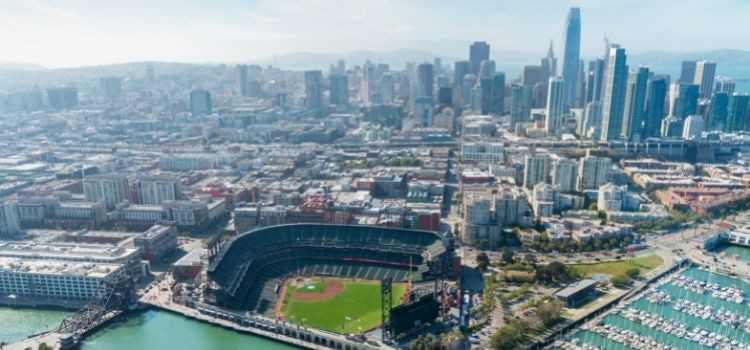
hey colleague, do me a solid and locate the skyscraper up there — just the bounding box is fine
[433,57,442,76]
[47,87,78,110]
[479,60,496,78]
[642,77,667,139]
[541,40,557,78]
[237,64,249,96]
[304,70,324,115]
[329,74,348,106]
[552,158,578,193]
[694,60,717,98]
[706,92,729,131]
[190,89,212,116]
[600,47,628,141]
[469,41,490,75]
[454,60,471,87]
[679,61,697,84]
[715,78,736,95]
[510,84,532,130]
[582,101,603,139]
[490,72,505,115]
[417,63,434,98]
[622,67,649,141]
[672,84,699,119]
[726,93,750,132]
[585,58,605,103]
[545,77,566,136]
[682,115,705,140]
[561,7,581,109]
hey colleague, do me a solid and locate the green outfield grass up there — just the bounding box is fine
[280,278,406,334]
[568,254,664,277]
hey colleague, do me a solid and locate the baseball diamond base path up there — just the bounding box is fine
[291,280,343,301]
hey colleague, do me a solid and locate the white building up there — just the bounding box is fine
[137,175,181,205]
[0,200,21,238]
[494,186,528,226]
[0,257,124,301]
[682,115,704,140]
[598,183,626,212]
[552,158,578,193]
[462,141,505,164]
[523,154,552,190]
[578,153,611,191]
[83,174,129,210]
[532,183,559,218]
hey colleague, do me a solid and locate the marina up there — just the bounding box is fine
[713,244,750,264]
[554,266,750,350]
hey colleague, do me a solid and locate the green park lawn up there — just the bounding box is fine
[568,254,664,277]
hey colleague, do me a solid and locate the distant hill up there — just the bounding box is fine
[0,62,48,71]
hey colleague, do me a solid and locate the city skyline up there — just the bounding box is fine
[2,0,750,68]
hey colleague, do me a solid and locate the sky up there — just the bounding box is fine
[1,0,749,68]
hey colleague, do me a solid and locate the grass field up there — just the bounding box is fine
[568,254,664,277]
[280,278,406,334]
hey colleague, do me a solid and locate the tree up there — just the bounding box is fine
[588,203,598,211]
[536,299,564,325]
[38,343,54,350]
[610,274,630,288]
[501,248,515,264]
[625,267,641,279]
[597,210,607,220]
[476,252,490,272]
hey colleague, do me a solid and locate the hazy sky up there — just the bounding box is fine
[2,0,748,68]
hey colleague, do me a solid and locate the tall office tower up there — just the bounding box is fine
[541,40,558,78]
[479,60,496,78]
[454,60,471,86]
[415,97,433,127]
[377,74,395,104]
[189,90,212,116]
[585,58,605,103]
[577,153,611,191]
[694,61,717,98]
[417,63,434,98]
[433,57,442,76]
[622,67,649,141]
[510,84,533,130]
[437,86,452,106]
[522,65,545,87]
[661,115,683,138]
[545,77,566,136]
[582,101,603,139]
[706,92,729,131]
[304,70,324,115]
[462,74,477,108]
[552,158,578,193]
[47,87,78,110]
[682,115,705,140]
[672,84,699,119]
[83,174,129,210]
[642,77,667,139]
[237,64,249,96]
[469,41,490,75]
[337,60,346,74]
[679,61,697,83]
[490,73,505,115]
[715,78,736,95]
[99,76,123,99]
[523,154,552,190]
[329,74,349,106]
[479,77,492,114]
[599,47,628,141]
[361,63,375,103]
[726,93,750,132]
[137,175,181,205]
[561,7,581,109]
[0,200,21,239]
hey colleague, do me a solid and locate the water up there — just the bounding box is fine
[712,244,750,263]
[0,307,69,344]
[80,309,299,350]
[564,267,750,349]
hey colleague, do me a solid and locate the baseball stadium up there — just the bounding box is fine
[207,224,452,334]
